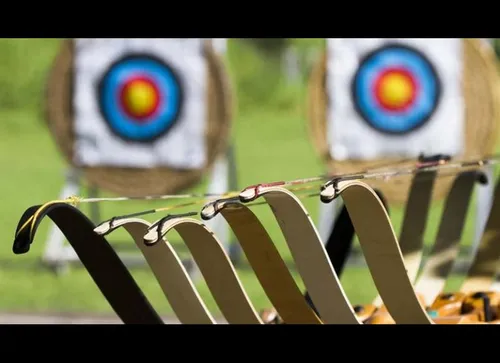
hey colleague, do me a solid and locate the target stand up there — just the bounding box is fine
[40,38,242,275]
[307,38,500,263]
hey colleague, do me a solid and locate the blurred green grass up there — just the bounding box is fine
[0,39,494,316]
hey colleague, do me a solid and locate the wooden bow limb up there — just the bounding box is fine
[370,169,438,308]
[364,171,482,323]
[223,189,383,324]
[143,217,263,324]
[200,197,322,324]
[321,181,434,324]
[93,217,216,324]
[240,186,362,324]
[365,171,480,315]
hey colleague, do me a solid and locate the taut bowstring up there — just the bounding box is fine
[17,153,500,240]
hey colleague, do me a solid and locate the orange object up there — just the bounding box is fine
[428,292,467,317]
[461,291,500,321]
[353,304,378,322]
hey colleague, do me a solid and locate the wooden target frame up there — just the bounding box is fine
[307,38,500,204]
[45,39,233,197]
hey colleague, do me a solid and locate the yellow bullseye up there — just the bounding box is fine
[122,79,159,118]
[378,73,414,109]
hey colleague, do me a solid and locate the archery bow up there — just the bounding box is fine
[12,153,500,324]
[360,170,484,323]
[200,197,322,324]
[13,203,163,324]
[94,215,217,324]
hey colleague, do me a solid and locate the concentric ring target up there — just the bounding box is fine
[351,44,442,135]
[97,54,183,143]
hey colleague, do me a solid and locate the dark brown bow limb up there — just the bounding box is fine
[13,203,163,324]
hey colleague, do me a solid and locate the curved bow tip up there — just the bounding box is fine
[200,203,217,220]
[12,235,31,254]
[13,223,32,254]
[239,187,257,203]
[93,221,112,235]
[143,228,160,246]
[12,205,42,255]
[319,183,337,203]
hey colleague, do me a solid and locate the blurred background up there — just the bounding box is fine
[1,38,499,323]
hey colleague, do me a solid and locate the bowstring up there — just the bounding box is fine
[96,184,322,228]
[17,154,500,240]
[35,155,426,206]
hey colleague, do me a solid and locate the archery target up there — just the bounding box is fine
[327,38,465,161]
[352,44,441,134]
[97,54,183,143]
[73,38,207,169]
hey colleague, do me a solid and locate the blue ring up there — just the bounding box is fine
[97,54,183,143]
[351,44,441,135]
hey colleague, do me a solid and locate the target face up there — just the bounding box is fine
[97,54,183,143]
[351,44,442,135]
